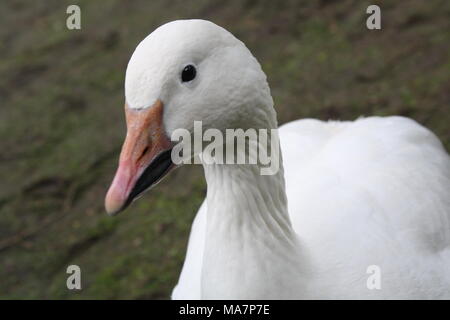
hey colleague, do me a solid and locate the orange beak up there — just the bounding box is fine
[105,100,173,215]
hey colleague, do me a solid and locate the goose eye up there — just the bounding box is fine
[181,64,196,82]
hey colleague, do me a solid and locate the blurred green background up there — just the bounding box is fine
[0,0,449,299]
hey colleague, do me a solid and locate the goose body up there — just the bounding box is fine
[173,116,450,299]
[105,19,450,299]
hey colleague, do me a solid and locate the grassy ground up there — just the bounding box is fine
[0,0,449,299]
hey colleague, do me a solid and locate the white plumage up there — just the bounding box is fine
[119,19,450,299]
[173,116,450,299]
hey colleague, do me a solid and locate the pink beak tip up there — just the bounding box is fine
[105,188,125,216]
[105,165,133,216]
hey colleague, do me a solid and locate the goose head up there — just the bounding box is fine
[105,19,275,215]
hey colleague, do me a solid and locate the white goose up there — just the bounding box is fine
[105,20,450,299]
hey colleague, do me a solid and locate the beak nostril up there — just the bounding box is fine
[138,146,150,161]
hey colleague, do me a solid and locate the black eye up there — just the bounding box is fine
[181,64,196,82]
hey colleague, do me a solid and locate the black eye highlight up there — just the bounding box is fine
[181,64,196,82]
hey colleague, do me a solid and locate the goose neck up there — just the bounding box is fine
[200,151,303,299]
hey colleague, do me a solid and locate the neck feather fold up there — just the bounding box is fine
[200,134,303,299]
